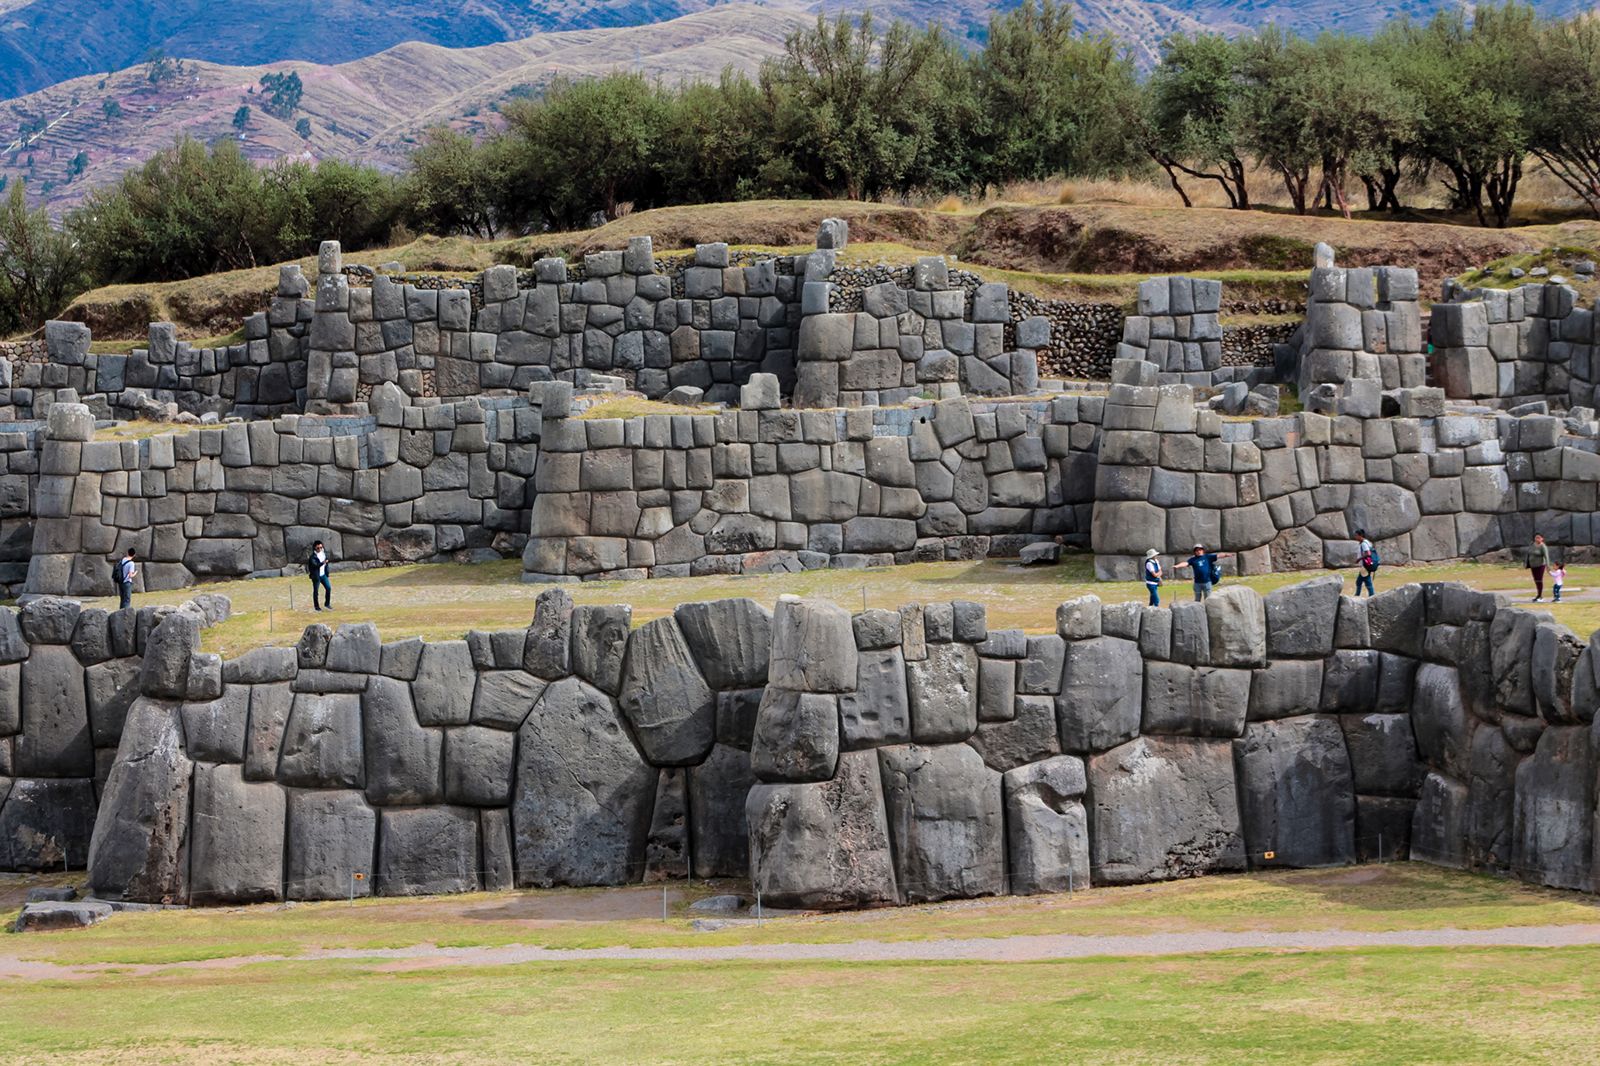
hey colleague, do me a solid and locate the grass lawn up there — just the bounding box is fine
[76,555,1600,658]
[5,866,1598,1061]
[1,947,1597,1063]
[5,864,1597,968]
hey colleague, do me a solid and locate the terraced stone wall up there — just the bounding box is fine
[71,579,1600,905]
[1091,374,1600,579]
[521,394,1101,581]
[1433,280,1599,410]
[21,388,541,598]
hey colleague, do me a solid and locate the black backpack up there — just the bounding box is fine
[110,557,123,585]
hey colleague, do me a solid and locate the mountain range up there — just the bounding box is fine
[0,0,1589,210]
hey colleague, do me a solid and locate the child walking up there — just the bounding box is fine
[1551,563,1566,603]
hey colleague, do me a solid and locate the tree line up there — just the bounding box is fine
[4,0,1598,334]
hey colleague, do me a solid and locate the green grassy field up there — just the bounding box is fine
[5,864,1597,968]
[3,865,1599,1063]
[5,948,1599,1064]
[77,556,1600,658]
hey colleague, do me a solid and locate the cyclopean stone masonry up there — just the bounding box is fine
[65,578,1600,906]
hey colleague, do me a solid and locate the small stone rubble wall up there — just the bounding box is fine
[792,256,1052,406]
[521,393,1101,581]
[22,387,541,598]
[1114,276,1282,389]
[70,580,1600,904]
[1433,280,1598,410]
[1091,374,1600,580]
[0,594,230,873]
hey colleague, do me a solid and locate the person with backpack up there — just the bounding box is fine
[1355,530,1379,597]
[1527,534,1550,602]
[115,549,138,610]
[1143,549,1163,606]
[1175,543,1231,602]
[306,540,333,611]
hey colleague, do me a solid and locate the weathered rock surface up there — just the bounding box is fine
[878,743,1004,902]
[1088,736,1245,884]
[86,700,191,900]
[617,617,716,766]
[1003,755,1089,895]
[189,762,286,903]
[1233,716,1356,868]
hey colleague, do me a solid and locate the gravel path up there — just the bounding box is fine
[7,923,1600,979]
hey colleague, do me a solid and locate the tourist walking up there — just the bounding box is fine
[1354,529,1378,597]
[1527,534,1550,602]
[1143,549,1163,606]
[1551,562,1566,602]
[307,540,333,611]
[116,549,138,610]
[1175,544,1231,602]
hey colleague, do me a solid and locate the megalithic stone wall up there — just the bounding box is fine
[1432,280,1598,409]
[73,579,1600,903]
[22,391,542,598]
[520,391,1101,581]
[1090,362,1600,580]
[0,593,230,873]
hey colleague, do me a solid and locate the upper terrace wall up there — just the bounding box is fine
[520,389,1101,581]
[64,580,1600,905]
[1433,279,1598,410]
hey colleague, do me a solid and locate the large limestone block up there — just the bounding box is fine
[1003,755,1089,895]
[617,617,716,766]
[1339,713,1422,797]
[907,642,978,743]
[1410,771,1468,868]
[278,693,364,789]
[3,776,97,873]
[443,726,516,807]
[1142,663,1250,738]
[140,612,200,700]
[285,789,378,900]
[86,700,191,900]
[969,695,1060,771]
[1466,722,1516,870]
[376,806,481,896]
[189,762,286,904]
[1264,575,1342,658]
[16,643,91,777]
[1056,636,1143,753]
[878,743,1004,902]
[838,647,911,749]
[1511,725,1592,891]
[1412,664,1469,779]
[674,598,772,690]
[363,676,442,806]
[513,677,655,886]
[1088,736,1245,884]
[571,604,631,695]
[410,641,474,727]
[470,669,546,729]
[1205,586,1266,667]
[688,742,755,878]
[750,689,839,783]
[523,588,573,680]
[746,750,898,909]
[768,597,857,693]
[180,686,249,764]
[1233,716,1356,868]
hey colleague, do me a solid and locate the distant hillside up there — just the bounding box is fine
[0,0,1592,102]
[0,6,806,211]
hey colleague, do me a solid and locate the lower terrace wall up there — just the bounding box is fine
[23,387,540,598]
[65,580,1600,904]
[521,393,1101,581]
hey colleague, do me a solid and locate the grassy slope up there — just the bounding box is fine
[82,556,1600,659]
[5,864,1596,967]
[59,198,1600,340]
[2,865,1599,1061]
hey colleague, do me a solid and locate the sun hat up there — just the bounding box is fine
[1145,549,1159,559]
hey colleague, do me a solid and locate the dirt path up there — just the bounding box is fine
[8,923,1600,980]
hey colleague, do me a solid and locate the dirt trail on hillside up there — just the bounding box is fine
[7,923,1600,980]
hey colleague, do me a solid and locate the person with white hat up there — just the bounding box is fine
[1143,549,1163,606]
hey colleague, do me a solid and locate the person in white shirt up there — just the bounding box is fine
[1143,548,1163,606]
[306,540,333,611]
[117,549,138,609]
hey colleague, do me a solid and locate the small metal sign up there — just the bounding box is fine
[1263,851,1276,860]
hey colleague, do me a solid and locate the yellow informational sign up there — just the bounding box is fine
[1263,851,1276,860]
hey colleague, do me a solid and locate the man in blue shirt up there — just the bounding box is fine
[117,549,138,610]
[1175,543,1231,602]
